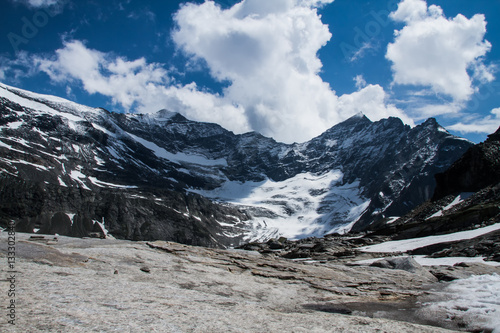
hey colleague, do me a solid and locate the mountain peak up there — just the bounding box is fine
[486,126,500,143]
[347,112,371,123]
[155,109,178,120]
[413,117,454,138]
[421,117,440,128]
[423,117,438,124]
[325,112,372,131]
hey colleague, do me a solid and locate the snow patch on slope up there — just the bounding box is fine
[0,140,26,154]
[412,255,500,267]
[0,84,86,123]
[353,255,500,267]
[360,223,500,253]
[69,169,91,190]
[128,133,228,167]
[88,177,138,189]
[428,192,474,219]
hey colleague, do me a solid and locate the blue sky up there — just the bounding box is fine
[1,0,499,143]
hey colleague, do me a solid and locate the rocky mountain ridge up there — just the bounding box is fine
[0,82,472,246]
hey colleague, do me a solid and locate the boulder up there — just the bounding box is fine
[371,257,437,280]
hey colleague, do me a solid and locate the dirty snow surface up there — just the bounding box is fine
[419,274,500,333]
[0,232,464,333]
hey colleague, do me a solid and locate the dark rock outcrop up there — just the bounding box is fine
[433,126,500,200]
[0,175,249,248]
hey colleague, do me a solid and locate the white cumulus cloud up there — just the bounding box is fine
[28,0,413,143]
[172,0,408,142]
[338,84,413,125]
[387,0,494,103]
[34,40,251,134]
[35,40,169,110]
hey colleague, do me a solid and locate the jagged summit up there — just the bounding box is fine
[346,111,370,121]
[319,112,372,135]
[0,83,473,246]
[422,117,438,126]
[155,108,178,119]
[340,111,371,124]
[487,125,500,142]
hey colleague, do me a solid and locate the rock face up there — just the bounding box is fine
[433,126,500,200]
[0,83,472,245]
[0,176,249,248]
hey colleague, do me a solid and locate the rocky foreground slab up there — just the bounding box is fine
[2,233,500,332]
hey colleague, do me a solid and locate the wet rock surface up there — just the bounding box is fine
[2,232,499,332]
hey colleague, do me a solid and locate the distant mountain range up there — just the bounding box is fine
[0,82,472,247]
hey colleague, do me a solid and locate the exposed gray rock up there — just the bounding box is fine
[370,257,438,281]
[0,175,249,248]
[428,262,500,282]
[0,232,469,332]
[371,256,418,272]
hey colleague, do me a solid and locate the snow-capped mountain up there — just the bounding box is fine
[0,82,472,247]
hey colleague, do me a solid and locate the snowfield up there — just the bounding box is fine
[360,223,500,253]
